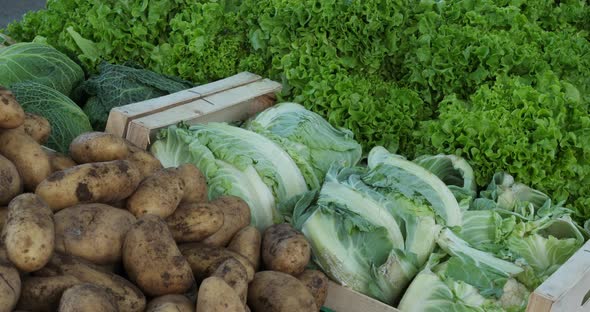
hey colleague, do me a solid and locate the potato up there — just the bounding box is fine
[147,295,194,312]
[54,203,136,264]
[58,283,118,312]
[22,113,51,144]
[196,277,245,312]
[35,160,142,211]
[127,168,184,218]
[123,215,195,296]
[201,196,251,247]
[227,226,261,270]
[166,202,223,243]
[17,275,81,312]
[0,87,25,129]
[177,163,207,203]
[207,258,248,304]
[0,250,21,312]
[247,271,317,312]
[42,147,77,172]
[179,243,255,282]
[126,143,163,180]
[0,128,52,190]
[262,223,310,275]
[2,193,54,272]
[0,154,21,206]
[69,131,129,164]
[297,270,329,309]
[35,252,146,312]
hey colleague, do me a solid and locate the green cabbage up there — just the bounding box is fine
[151,123,308,230]
[291,166,407,304]
[0,42,84,97]
[10,81,92,153]
[399,252,528,312]
[414,154,477,211]
[245,102,362,189]
[459,174,586,290]
[364,147,462,227]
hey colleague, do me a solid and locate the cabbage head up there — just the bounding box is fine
[0,42,84,97]
[11,81,92,153]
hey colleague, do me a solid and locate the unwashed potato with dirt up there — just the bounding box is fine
[123,215,195,296]
[146,294,194,312]
[262,223,311,276]
[228,226,261,270]
[297,270,329,309]
[0,128,52,190]
[177,163,207,203]
[35,160,142,211]
[54,203,136,264]
[248,271,317,312]
[35,252,146,312]
[207,257,249,304]
[166,202,223,243]
[2,193,54,272]
[21,113,51,144]
[0,154,22,206]
[179,243,255,282]
[197,277,245,312]
[17,275,81,312]
[126,143,163,180]
[127,168,184,218]
[0,249,21,312]
[201,196,251,247]
[58,283,118,312]
[69,131,129,164]
[42,147,77,172]
[0,87,25,129]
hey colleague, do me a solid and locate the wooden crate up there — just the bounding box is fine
[105,72,282,149]
[325,282,399,312]
[105,72,590,312]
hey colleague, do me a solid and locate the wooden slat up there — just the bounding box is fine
[526,293,554,312]
[527,239,590,312]
[105,72,262,137]
[324,282,399,312]
[124,79,281,149]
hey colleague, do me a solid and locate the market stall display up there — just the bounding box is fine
[1,1,589,311]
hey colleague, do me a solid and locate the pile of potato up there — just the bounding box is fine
[0,87,329,312]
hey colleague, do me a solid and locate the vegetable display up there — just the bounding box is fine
[150,104,363,230]
[0,94,329,312]
[146,102,586,310]
[5,0,589,219]
[0,1,589,309]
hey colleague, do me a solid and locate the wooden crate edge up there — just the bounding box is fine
[324,281,399,312]
[529,239,590,311]
[105,71,264,138]
[124,79,282,149]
